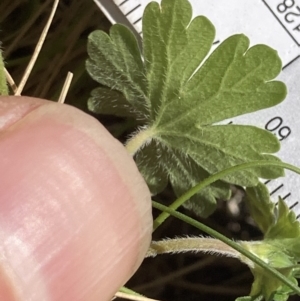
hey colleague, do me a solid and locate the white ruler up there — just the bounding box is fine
[93,0,300,217]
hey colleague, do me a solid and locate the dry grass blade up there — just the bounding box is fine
[58,72,73,104]
[114,292,161,301]
[15,0,59,96]
[4,67,17,93]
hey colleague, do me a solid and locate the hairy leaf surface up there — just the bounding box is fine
[86,0,286,216]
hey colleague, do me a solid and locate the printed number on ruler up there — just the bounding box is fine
[263,0,300,45]
[265,116,291,141]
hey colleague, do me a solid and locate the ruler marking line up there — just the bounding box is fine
[119,0,129,7]
[125,4,141,17]
[282,55,300,70]
[270,184,284,196]
[133,16,142,25]
[282,192,291,200]
[289,201,298,210]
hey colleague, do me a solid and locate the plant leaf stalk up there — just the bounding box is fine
[151,200,300,296]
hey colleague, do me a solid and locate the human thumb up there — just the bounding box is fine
[0,96,153,301]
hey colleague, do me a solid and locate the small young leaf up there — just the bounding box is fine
[242,239,299,301]
[245,183,275,234]
[86,0,286,216]
[249,266,295,301]
[242,187,300,300]
[266,199,300,240]
[0,50,8,95]
[246,184,300,240]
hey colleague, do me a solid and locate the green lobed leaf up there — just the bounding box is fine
[134,141,169,195]
[242,186,300,300]
[135,142,230,217]
[0,50,8,95]
[86,25,148,120]
[153,34,285,129]
[143,0,215,119]
[246,184,300,240]
[242,240,298,301]
[88,87,138,118]
[160,125,283,187]
[266,199,300,240]
[86,0,286,217]
[249,266,295,301]
[163,148,230,217]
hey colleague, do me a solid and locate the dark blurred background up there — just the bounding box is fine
[0,1,297,301]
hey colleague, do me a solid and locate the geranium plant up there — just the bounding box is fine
[84,0,300,300]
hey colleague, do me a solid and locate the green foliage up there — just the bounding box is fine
[86,0,286,217]
[236,295,263,301]
[0,50,8,95]
[245,182,275,234]
[241,184,300,301]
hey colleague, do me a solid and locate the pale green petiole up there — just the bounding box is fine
[125,126,156,156]
[147,236,243,261]
[151,201,300,297]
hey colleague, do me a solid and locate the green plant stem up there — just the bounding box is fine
[153,160,300,230]
[125,126,155,156]
[146,237,241,260]
[119,286,144,297]
[151,200,300,296]
[0,51,8,95]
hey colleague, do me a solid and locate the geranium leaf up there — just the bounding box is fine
[134,141,169,195]
[164,149,230,217]
[88,87,138,118]
[142,0,215,118]
[246,184,300,240]
[161,125,283,187]
[86,25,148,119]
[266,199,300,240]
[86,0,286,217]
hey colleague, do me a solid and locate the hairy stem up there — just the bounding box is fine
[151,201,300,296]
[125,126,155,156]
[0,51,8,95]
[146,237,242,260]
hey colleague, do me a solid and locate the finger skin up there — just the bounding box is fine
[0,96,153,301]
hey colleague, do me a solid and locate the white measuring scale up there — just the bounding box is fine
[92,0,300,217]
